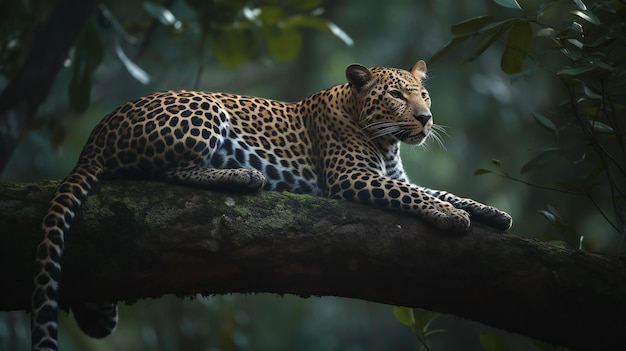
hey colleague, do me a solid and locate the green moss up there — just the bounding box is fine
[255,199,299,231]
[16,203,39,221]
[224,191,348,234]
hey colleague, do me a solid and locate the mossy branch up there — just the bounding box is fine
[1,180,625,349]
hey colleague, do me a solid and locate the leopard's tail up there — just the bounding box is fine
[31,163,117,351]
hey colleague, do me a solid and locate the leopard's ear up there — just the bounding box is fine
[346,64,375,93]
[410,60,427,79]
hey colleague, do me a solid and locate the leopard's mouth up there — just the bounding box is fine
[398,130,428,145]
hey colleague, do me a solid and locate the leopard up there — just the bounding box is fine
[31,59,512,351]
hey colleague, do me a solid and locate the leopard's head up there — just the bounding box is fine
[346,60,434,145]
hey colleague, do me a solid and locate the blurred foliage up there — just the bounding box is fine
[2,0,624,350]
[436,0,625,250]
[479,330,511,351]
[393,307,443,351]
[0,0,351,114]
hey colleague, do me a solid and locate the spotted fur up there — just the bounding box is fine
[31,60,512,351]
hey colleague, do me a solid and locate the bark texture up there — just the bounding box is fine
[1,180,625,349]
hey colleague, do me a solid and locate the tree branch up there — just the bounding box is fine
[1,180,625,349]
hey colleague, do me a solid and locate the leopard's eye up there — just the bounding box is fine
[389,90,404,99]
[421,91,429,99]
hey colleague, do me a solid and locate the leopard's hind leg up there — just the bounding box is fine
[162,167,267,192]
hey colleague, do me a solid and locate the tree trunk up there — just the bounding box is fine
[1,180,625,350]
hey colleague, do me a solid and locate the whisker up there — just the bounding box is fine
[427,124,448,150]
[431,124,449,138]
[370,126,401,139]
[364,121,414,130]
[363,120,446,146]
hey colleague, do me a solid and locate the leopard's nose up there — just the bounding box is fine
[414,114,432,126]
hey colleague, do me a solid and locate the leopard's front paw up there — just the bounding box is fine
[487,207,513,231]
[467,204,513,231]
[429,202,471,233]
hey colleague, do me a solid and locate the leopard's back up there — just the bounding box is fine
[84,90,322,194]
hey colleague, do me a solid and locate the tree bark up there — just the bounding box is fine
[1,180,625,350]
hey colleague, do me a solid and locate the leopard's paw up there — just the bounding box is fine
[224,168,267,192]
[429,202,471,233]
[239,168,267,191]
[466,203,513,231]
[484,207,513,231]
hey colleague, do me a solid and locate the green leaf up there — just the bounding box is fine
[429,36,470,65]
[451,19,521,63]
[570,10,601,25]
[547,204,562,219]
[257,6,286,24]
[585,36,616,51]
[143,1,180,27]
[450,16,494,35]
[474,168,493,175]
[263,26,302,61]
[501,21,532,74]
[283,14,328,30]
[115,41,150,84]
[209,27,257,67]
[412,309,440,331]
[571,21,583,34]
[479,330,511,351]
[572,0,587,10]
[327,22,353,46]
[281,0,321,10]
[557,65,598,76]
[567,38,583,49]
[559,46,584,61]
[557,61,615,76]
[493,0,522,10]
[593,61,614,71]
[591,121,614,133]
[393,306,415,327]
[582,84,602,99]
[538,210,556,223]
[478,18,519,35]
[520,148,560,174]
[532,112,557,132]
[467,26,508,63]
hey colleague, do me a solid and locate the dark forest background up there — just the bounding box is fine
[1,0,623,349]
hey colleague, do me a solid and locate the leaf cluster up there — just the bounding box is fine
[436,0,625,249]
[185,0,352,67]
[0,0,352,115]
